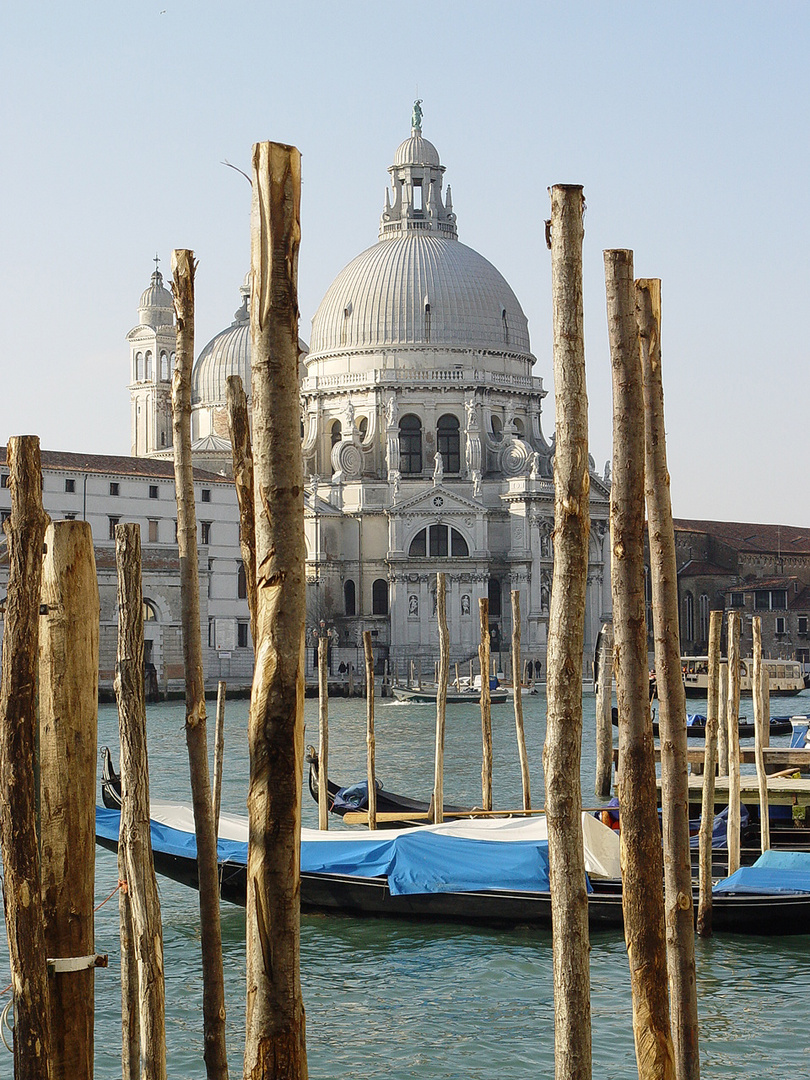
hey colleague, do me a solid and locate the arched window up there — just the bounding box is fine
[344,579,356,616]
[513,417,525,438]
[490,414,503,442]
[237,563,247,600]
[399,414,422,474]
[699,594,710,644]
[502,307,509,344]
[408,526,469,558]
[143,599,158,622]
[331,420,342,447]
[160,351,170,381]
[136,352,144,381]
[358,416,368,441]
[437,414,460,473]
[683,592,695,642]
[424,301,431,343]
[488,578,502,618]
[145,351,153,380]
[372,578,388,615]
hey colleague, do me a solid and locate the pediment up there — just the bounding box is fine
[392,483,483,516]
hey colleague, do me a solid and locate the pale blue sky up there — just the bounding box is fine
[2,1,808,523]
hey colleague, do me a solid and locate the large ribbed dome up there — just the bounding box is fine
[308,233,532,357]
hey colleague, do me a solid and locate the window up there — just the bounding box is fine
[799,616,808,635]
[0,474,7,489]
[237,563,247,600]
[424,302,431,342]
[756,588,788,610]
[452,530,469,556]
[238,621,250,648]
[201,488,211,503]
[429,524,448,557]
[110,482,120,496]
[502,308,509,344]
[344,579,356,616]
[143,599,157,622]
[683,593,694,641]
[148,519,159,543]
[372,578,388,615]
[408,526,469,558]
[1,510,10,523]
[208,618,216,648]
[409,529,426,556]
[149,485,159,499]
[201,521,211,545]
[145,351,153,380]
[399,415,422,474]
[160,352,170,381]
[729,592,744,609]
[65,478,75,493]
[755,590,769,610]
[437,414,460,473]
[699,594,710,643]
[490,414,503,442]
[488,578,502,619]
[136,352,144,381]
[775,616,786,635]
[108,516,120,540]
[413,180,423,211]
[771,590,788,610]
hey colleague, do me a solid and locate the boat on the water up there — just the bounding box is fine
[681,656,806,697]
[94,800,810,934]
[611,707,796,739]
[391,684,508,704]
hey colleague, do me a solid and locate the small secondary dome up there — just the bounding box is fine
[394,134,440,167]
[139,267,174,327]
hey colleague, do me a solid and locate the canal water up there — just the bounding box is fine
[3,687,810,1077]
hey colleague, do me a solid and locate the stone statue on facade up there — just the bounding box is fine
[465,396,477,430]
[389,469,400,502]
[433,451,444,484]
[345,398,355,431]
[385,395,397,428]
[471,469,482,498]
[604,459,611,482]
[412,99,423,132]
[529,452,541,480]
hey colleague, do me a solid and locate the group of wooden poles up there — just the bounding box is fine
[313,585,533,831]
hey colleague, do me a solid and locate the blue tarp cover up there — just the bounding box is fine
[96,806,574,897]
[713,850,810,895]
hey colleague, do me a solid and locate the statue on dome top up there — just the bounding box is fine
[412,99,423,133]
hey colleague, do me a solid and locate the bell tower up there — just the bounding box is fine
[127,257,176,456]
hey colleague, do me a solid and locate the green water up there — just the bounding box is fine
[4,689,810,1077]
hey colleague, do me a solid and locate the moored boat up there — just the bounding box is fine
[681,656,806,697]
[391,684,508,704]
[611,707,796,739]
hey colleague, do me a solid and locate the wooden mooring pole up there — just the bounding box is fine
[0,435,52,1080]
[433,573,449,823]
[113,523,166,1080]
[697,609,723,938]
[318,633,330,830]
[511,589,531,811]
[717,662,729,777]
[244,140,308,1079]
[542,185,591,1080]
[226,374,257,643]
[727,611,742,875]
[752,617,770,853]
[213,681,226,838]
[605,249,674,1079]
[364,632,377,831]
[594,622,614,799]
[171,248,229,1080]
[39,520,100,1080]
[479,597,492,812]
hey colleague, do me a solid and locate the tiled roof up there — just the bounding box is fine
[0,447,231,484]
[677,559,730,577]
[674,519,810,555]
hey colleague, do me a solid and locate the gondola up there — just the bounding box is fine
[391,685,509,704]
[305,746,471,825]
[94,801,810,934]
[611,708,794,739]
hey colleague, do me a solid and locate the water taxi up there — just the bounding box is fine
[681,656,806,697]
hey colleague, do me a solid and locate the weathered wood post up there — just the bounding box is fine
[0,436,52,1080]
[118,833,140,1080]
[717,662,729,777]
[226,374,257,644]
[455,662,461,691]
[114,523,166,1080]
[318,631,330,831]
[542,185,592,1080]
[434,573,449,823]
[752,617,770,853]
[39,520,99,1080]
[697,610,723,938]
[213,681,226,837]
[605,248,675,1079]
[171,249,229,1080]
[244,140,308,1079]
[479,597,493,811]
[511,589,531,811]
[594,622,614,798]
[363,631,377,831]
[727,612,742,875]
[638,277,699,1080]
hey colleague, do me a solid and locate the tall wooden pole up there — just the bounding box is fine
[213,681,226,838]
[697,610,722,938]
[637,278,699,1080]
[317,634,330,831]
[244,140,308,1080]
[594,622,614,798]
[39,521,99,1080]
[717,663,729,777]
[605,249,675,1080]
[542,185,591,1080]
[119,834,140,1080]
[171,248,229,1080]
[752,617,770,853]
[479,597,492,812]
[226,375,257,646]
[0,436,52,1080]
[511,589,531,811]
[726,612,742,875]
[433,574,449,823]
[363,632,377,831]
[114,524,167,1080]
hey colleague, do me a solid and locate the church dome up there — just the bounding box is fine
[308,234,531,356]
[139,268,174,327]
[393,134,440,167]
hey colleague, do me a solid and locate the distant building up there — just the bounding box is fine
[650,519,810,663]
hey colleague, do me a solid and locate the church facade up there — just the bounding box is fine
[128,108,612,677]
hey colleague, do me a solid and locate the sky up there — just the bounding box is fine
[2,1,809,525]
